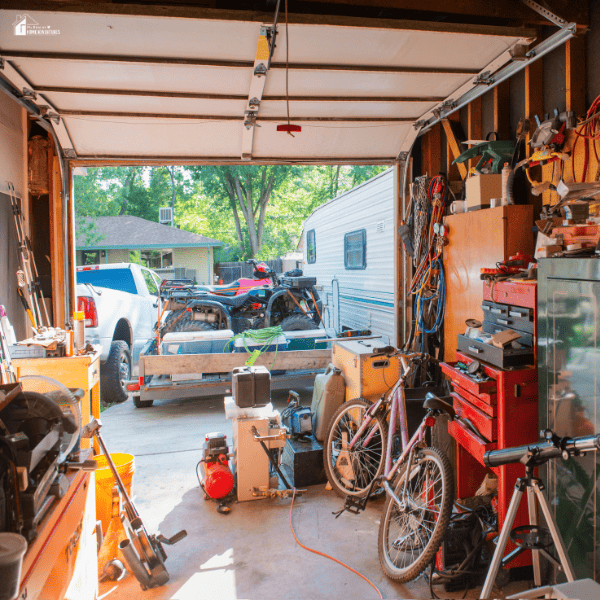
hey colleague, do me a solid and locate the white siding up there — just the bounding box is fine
[172,247,212,284]
[303,169,396,344]
[106,249,129,263]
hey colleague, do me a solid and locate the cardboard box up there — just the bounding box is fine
[465,173,502,212]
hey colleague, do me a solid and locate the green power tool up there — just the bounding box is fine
[453,140,516,174]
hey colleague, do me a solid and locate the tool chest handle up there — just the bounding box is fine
[497,318,510,325]
[468,346,483,354]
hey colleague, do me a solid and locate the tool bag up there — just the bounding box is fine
[311,363,345,441]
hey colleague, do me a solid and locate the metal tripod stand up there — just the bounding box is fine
[480,430,600,599]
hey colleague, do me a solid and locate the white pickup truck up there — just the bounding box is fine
[76,262,163,406]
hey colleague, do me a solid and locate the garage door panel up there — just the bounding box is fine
[252,121,410,159]
[45,92,246,117]
[66,118,243,158]
[258,100,435,119]
[12,59,252,96]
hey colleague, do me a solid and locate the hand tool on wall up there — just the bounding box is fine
[81,418,187,590]
[7,182,50,329]
[453,140,517,174]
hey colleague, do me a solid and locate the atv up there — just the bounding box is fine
[160,261,322,335]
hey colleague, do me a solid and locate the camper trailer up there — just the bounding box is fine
[302,169,397,345]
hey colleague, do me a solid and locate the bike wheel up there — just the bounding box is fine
[378,446,453,582]
[323,398,388,498]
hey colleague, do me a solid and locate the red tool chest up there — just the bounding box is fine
[442,352,539,568]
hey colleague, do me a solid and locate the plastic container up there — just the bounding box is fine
[311,363,346,441]
[95,453,135,534]
[284,329,329,350]
[161,329,234,355]
[0,532,28,600]
[233,335,288,353]
[73,311,85,351]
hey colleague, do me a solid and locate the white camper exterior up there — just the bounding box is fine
[302,169,397,345]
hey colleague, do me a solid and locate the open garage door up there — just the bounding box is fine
[0,5,576,164]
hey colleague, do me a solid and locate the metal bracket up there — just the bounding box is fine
[473,70,494,86]
[520,0,567,27]
[510,44,530,61]
[0,57,4,70]
[20,87,37,101]
[243,111,258,130]
[254,63,267,77]
[432,100,457,119]
[413,119,426,130]
[46,112,61,125]
[248,97,261,109]
[62,148,77,159]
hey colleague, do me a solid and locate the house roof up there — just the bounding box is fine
[77,215,222,250]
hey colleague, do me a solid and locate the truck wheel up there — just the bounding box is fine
[133,395,154,409]
[279,315,319,331]
[100,341,131,406]
[166,312,216,334]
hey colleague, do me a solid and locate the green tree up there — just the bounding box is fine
[190,165,295,259]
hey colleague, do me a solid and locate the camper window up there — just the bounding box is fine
[307,229,316,264]
[344,229,366,270]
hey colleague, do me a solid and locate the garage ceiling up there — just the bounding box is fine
[0,5,568,163]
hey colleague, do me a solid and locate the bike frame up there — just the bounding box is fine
[347,361,435,506]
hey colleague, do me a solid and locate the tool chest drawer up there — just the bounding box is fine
[482,321,534,347]
[457,335,535,369]
[451,392,496,442]
[481,300,509,317]
[440,361,497,399]
[448,419,497,468]
[483,306,534,334]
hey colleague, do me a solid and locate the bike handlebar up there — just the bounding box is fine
[483,432,600,468]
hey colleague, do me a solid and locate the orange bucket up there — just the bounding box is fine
[94,453,135,534]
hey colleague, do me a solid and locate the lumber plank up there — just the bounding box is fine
[141,349,332,375]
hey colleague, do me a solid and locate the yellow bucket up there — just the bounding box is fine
[94,453,135,535]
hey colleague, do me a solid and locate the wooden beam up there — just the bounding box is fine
[0,2,538,37]
[71,157,398,166]
[442,116,467,180]
[1,51,481,76]
[494,80,511,141]
[566,36,586,116]
[141,349,332,375]
[467,97,482,172]
[524,53,544,155]
[50,154,65,328]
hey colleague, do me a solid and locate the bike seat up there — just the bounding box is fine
[424,392,456,419]
[190,292,253,307]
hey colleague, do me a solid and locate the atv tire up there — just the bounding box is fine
[279,315,319,331]
[163,311,216,334]
[100,340,131,407]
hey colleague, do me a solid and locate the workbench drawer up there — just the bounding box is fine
[482,321,534,347]
[481,301,509,317]
[449,382,496,414]
[457,336,535,369]
[440,361,497,398]
[451,392,496,442]
[448,419,496,467]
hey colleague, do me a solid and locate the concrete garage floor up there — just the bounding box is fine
[98,385,532,600]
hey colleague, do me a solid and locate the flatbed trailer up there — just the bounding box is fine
[133,348,332,406]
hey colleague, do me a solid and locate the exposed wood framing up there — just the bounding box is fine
[422,122,441,177]
[524,56,544,153]
[0,3,539,37]
[442,115,466,180]
[467,96,482,171]
[565,36,586,116]
[493,80,511,141]
[50,155,65,328]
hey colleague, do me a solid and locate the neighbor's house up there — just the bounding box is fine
[76,215,222,284]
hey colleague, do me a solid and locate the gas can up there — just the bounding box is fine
[311,363,346,441]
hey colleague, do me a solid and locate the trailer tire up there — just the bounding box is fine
[100,341,131,406]
[133,395,154,409]
[279,315,319,331]
[163,311,216,334]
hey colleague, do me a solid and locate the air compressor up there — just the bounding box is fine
[197,432,235,512]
